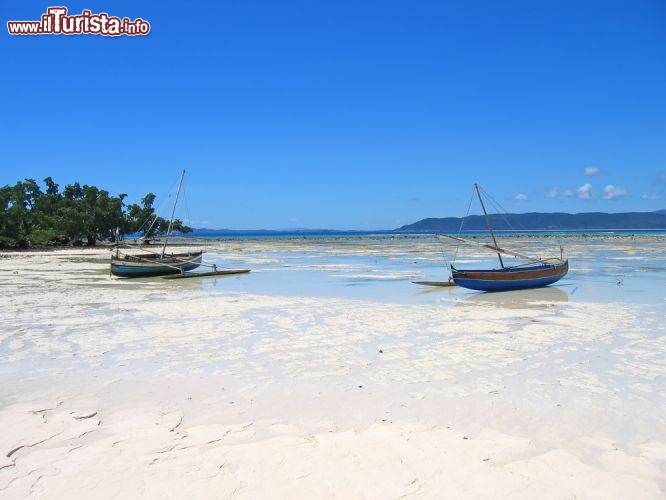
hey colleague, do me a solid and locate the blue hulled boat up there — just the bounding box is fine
[443,184,569,292]
[450,260,568,292]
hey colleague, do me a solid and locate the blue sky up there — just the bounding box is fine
[2,0,665,229]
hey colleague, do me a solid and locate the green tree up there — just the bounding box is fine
[0,179,43,247]
[57,183,125,246]
[0,185,20,247]
[32,177,65,245]
[0,176,191,248]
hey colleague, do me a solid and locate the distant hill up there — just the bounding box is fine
[396,210,666,232]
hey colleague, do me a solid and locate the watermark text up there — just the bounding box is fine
[7,7,150,36]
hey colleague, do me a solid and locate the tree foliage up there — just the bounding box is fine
[0,177,192,248]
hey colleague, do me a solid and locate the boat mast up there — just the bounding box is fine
[475,183,504,268]
[161,169,186,257]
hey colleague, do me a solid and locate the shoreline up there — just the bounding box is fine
[2,230,666,254]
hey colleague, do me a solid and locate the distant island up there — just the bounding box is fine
[395,210,666,232]
[186,210,666,236]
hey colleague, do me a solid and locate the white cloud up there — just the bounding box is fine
[602,184,626,200]
[577,183,594,199]
[547,187,558,198]
[584,167,601,176]
[515,193,528,201]
[641,194,659,200]
[563,189,574,198]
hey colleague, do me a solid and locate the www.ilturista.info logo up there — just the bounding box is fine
[7,7,150,36]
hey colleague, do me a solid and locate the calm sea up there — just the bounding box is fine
[164,231,666,308]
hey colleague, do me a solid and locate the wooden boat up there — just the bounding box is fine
[111,250,203,277]
[450,261,568,292]
[111,170,204,278]
[442,183,568,292]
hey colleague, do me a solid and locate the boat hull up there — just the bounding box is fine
[111,251,203,278]
[451,260,568,292]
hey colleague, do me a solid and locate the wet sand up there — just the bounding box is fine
[1,238,665,498]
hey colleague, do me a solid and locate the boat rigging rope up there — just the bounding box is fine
[474,184,565,263]
[473,184,522,232]
[133,177,181,238]
[181,178,192,232]
[172,175,215,257]
[141,213,160,238]
[448,185,476,267]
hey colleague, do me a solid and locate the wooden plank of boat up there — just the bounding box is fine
[162,269,251,280]
[451,261,568,292]
[412,280,457,287]
[111,252,204,278]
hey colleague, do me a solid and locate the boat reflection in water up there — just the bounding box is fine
[458,285,569,309]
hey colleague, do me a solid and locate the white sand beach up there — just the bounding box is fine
[1,238,666,499]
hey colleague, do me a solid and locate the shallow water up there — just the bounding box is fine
[187,234,666,307]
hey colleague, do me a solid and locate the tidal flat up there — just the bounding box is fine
[1,235,665,499]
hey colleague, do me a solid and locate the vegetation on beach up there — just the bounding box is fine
[0,177,191,248]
